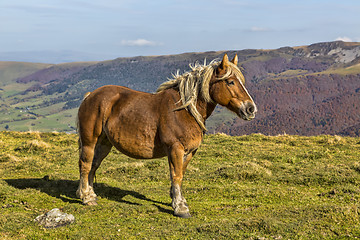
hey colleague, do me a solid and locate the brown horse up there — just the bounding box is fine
[76,54,257,218]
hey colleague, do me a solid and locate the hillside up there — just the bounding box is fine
[0,62,52,86]
[0,41,359,135]
[0,132,360,239]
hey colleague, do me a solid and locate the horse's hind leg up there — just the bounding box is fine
[88,133,113,190]
[77,142,98,205]
[77,132,112,205]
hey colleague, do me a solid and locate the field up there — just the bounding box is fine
[0,131,360,239]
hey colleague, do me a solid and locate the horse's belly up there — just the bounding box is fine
[103,90,168,159]
[106,123,165,159]
[115,137,165,159]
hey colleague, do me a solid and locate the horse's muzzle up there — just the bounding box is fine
[239,101,257,121]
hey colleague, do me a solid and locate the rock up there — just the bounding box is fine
[2,204,14,208]
[34,208,75,228]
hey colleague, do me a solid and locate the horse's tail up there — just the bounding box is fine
[76,91,92,153]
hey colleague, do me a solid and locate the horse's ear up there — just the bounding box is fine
[231,54,238,65]
[218,54,229,71]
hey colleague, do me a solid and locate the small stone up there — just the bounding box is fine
[34,208,75,228]
[2,204,14,208]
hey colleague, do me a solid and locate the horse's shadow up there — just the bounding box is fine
[4,177,172,215]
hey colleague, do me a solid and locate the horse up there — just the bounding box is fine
[76,54,257,218]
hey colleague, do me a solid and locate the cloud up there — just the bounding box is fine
[120,39,160,47]
[335,36,353,42]
[249,26,270,32]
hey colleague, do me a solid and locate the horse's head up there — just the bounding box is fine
[210,54,257,121]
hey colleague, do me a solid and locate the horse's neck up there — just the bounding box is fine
[196,98,217,121]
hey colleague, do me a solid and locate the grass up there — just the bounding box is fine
[0,62,78,133]
[0,132,360,239]
[0,62,51,86]
[323,63,360,75]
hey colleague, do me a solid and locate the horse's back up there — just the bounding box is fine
[78,85,142,133]
[79,85,152,118]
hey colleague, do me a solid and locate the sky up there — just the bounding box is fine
[1,0,360,62]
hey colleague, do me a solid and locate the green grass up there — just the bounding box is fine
[1,83,36,98]
[0,61,78,133]
[0,93,78,132]
[324,63,360,75]
[1,132,360,239]
[0,62,51,86]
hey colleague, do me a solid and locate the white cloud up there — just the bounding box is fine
[120,39,159,47]
[249,26,270,32]
[335,36,353,42]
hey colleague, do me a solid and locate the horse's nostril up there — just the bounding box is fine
[248,106,254,114]
[246,103,256,114]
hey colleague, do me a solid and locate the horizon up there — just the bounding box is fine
[1,40,359,64]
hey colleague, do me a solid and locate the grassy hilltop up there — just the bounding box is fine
[1,131,360,239]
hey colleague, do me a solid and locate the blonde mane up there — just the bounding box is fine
[156,59,245,131]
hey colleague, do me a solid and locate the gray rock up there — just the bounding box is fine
[34,208,75,228]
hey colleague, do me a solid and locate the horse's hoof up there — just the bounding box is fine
[174,211,191,218]
[85,201,98,206]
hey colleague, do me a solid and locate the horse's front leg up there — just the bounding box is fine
[168,142,192,218]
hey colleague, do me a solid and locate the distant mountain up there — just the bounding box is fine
[0,50,118,64]
[1,41,359,136]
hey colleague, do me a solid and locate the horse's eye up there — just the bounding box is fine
[227,80,235,86]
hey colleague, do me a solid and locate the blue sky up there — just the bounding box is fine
[1,0,360,62]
